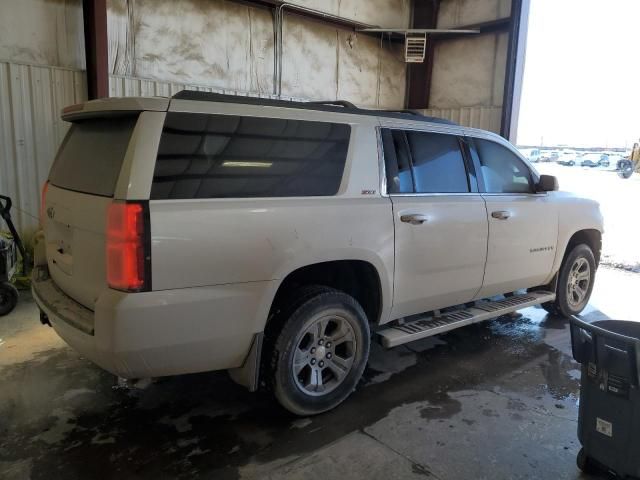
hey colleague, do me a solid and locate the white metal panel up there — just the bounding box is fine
[106,0,407,108]
[422,107,502,134]
[0,0,85,70]
[0,61,87,233]
[437,0,511,29]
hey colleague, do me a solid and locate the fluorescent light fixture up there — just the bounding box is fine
[222,161,272,168]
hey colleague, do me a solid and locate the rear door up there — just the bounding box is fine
[382,127,488,319]
[44,114,140,309]
[469,136,558,298]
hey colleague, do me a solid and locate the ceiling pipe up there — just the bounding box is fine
[272,3,375,96]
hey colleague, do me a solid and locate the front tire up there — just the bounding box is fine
[543,244,596,317]
[266,286,370,416]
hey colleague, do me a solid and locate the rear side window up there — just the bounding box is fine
[381,129,469,194]
[49,115,138,197]
[381,129,413,194]
[406,131,469,193]
[472,138,533,193]
[151,113,351,199]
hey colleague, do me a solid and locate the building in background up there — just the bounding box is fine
[0,0,528,231]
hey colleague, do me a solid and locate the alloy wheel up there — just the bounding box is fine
[292,314,356,396]
[567,257,591,308]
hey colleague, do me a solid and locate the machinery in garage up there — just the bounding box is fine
[0,195,28,315]
[617,140,639,178]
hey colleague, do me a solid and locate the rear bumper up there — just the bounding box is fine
[32,266,274,378]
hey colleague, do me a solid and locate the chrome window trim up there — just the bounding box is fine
[386,192,483,197]
[375,124,547,199]
[375,126,389,198]
[376,126,479,198]
[481,192,548,197]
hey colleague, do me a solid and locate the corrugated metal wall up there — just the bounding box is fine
[0,61,87,233]
[422,106,502,134]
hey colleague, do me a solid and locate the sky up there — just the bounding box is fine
[517,0,640,149]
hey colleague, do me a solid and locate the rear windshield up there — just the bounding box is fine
[49,115,138,197]
[150,112,351,199]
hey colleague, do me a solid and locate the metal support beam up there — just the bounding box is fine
[500,0,523,139]
[82,0,109,100]
[433,17,511,41]
[406,0,440,109]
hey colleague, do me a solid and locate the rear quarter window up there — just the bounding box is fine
[151,113,351,199]
[49,115,138,197]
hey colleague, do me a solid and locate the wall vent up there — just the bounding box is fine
[405,33,427,63]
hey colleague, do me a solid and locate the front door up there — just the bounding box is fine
[468,136,558,298]
[380,127,488,320]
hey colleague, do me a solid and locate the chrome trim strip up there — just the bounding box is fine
[375,125,544,199]
[375,126,389,197]
[481,192,548,197]
[389,192,481,197]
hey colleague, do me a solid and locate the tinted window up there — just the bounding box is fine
[406,131,469,193]
[473,139,533,193]
[49,115,138,197]
[381,129,413,193]
[151,113,350,199]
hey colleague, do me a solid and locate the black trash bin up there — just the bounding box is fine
[570,316,640,477]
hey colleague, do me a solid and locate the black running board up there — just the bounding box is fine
[378,291,556,348]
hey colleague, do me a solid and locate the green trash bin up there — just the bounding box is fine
[570,316,640,477]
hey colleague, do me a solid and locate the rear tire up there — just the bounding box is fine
[543,244,596,317]
[0,282,19,316]
[266,286,370,416]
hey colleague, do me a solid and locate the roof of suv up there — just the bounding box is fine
[172,90,458,126]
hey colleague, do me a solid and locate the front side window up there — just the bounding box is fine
[151,113,350,199]
[472,138,534,194]
[406,131,469,193]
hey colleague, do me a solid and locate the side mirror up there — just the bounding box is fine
[537,174,559,192]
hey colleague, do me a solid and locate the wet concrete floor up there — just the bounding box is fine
[2,266,637,479]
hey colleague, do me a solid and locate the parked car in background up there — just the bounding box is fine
[557,151,577,166]
[580,153,609,168]
[518,148,541,163]
[539,151,559,162]
[31,92,603,415]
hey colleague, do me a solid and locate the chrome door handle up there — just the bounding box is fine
[400,214,429,225]
[491,210,511,220]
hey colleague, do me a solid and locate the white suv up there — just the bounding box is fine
[32,92,603,415]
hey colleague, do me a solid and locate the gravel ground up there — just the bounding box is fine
[536,162,640,272]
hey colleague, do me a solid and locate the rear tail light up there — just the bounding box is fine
[106,202,150,292]
[40,181,49,226]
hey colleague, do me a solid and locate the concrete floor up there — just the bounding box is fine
[2,266,638,479]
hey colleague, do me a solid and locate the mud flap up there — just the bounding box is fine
[228,332,263,392]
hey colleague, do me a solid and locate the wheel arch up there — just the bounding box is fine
[267,260,385,328]
[563,229,602,267]
[229,259,386,392]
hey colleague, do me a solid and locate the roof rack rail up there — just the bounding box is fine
[171,91,458,126]
[306,100,358,109]
[384,109,425,117]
